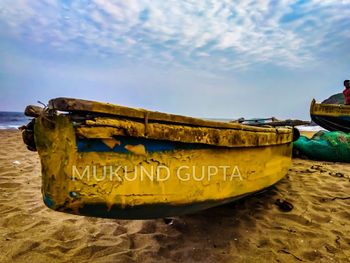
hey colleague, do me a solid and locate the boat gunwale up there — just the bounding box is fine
[310,98,350,117]
[49,97,292,134]
[73,116,293,148]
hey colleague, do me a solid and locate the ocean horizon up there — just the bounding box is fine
[0,111,31,129]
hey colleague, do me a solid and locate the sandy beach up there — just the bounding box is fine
[1,130,350,263]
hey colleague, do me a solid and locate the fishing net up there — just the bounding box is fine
[293,131,350,162]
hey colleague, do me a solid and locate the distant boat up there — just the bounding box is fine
[310,99,350,133]
[22,97,295,219]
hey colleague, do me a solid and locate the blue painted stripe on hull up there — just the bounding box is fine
[338,116,350,121]
[76,136,213,153]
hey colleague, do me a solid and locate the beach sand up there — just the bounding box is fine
[1,130,350,263]
[300,131,318,139]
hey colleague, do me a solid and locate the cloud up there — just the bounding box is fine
[0,0,349,70]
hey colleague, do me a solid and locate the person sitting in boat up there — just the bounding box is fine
[343,80,350,105]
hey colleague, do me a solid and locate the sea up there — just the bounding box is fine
[0,112,31,129]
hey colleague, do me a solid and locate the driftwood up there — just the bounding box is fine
[24,105,44,117]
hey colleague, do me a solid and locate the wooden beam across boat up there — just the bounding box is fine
[75,117,293,148]
[49,97,289,133]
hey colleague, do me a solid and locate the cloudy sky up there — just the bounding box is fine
[0,0,349,119]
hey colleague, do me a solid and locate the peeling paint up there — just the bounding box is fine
[124,144,147,155]
[101,138,120,149]
[32,101,294,219]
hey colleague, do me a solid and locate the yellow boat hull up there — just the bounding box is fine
[310,99,350,132]
[33,113,293,219]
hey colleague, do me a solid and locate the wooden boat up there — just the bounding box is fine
[310,99,350,132]
[22,98,295,219]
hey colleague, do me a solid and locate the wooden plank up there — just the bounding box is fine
[75,117,294,147]
[49,97,289,132]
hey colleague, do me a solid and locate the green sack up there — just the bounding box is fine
[293,131,350,162]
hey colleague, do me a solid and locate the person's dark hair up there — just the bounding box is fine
[345,80,350,86]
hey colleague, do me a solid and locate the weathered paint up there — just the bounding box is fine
[76,117,292,148]
[34,114,293,219]
[63,191,264,219]
[310,99,350,117]
[49,97,291,133]
[310,99,350,132]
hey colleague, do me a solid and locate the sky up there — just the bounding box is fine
[0,0,349,120]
